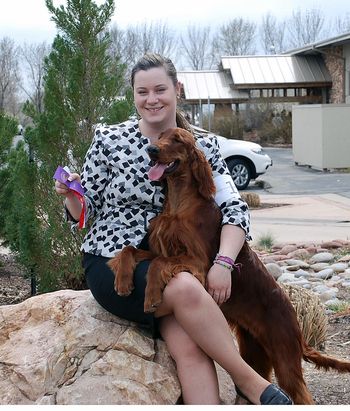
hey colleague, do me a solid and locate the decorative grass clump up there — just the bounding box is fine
[240,192,261,208]
[280,283,328,350]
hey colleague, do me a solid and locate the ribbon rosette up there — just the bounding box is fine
[53,166,86,229]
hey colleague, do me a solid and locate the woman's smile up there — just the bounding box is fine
[133,66,180,133]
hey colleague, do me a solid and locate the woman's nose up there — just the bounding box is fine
[147,92,158,104]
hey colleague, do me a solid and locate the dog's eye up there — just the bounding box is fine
[173,134,183,143]
[171,138,182,146]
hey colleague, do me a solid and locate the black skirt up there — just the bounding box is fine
[82,240,160,338]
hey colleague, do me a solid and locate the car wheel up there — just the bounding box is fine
[226,158,251,190]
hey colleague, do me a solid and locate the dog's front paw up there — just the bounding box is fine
[144,287,163,313]
[115,283,134,297]
[144,298,162,313]
[108,256,134,296]
[114,275,134,296]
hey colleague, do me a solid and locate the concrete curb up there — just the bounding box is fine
[250,193,350,245]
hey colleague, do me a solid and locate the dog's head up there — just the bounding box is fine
[146,127,216,199]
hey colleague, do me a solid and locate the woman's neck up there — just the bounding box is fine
[139,119,177,142]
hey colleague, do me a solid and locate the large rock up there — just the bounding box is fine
[0,289,235,405]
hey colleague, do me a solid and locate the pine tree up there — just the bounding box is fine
[0,112,19,235]
[2,0,132,293]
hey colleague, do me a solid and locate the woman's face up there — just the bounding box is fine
[133,67,180,131]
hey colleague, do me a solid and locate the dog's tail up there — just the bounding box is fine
[303,342,350,372]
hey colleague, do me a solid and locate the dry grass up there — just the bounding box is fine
[240,192,261,208]
[280,283,328,350]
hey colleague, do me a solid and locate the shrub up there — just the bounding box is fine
[240,192,261,208]
[256,232,275,251]
[0,0,132,293]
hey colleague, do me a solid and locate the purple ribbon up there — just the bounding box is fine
[53,166,84,196]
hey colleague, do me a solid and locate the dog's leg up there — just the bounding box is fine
[225,244,314,404]
[240,313,314,404]
[144,256,205,313]
[253,303,315,404]
[233,325,273,404]
[271,348,314,404]
[107,246,155,296]
[143,257,167,313]
[235,325,273,379]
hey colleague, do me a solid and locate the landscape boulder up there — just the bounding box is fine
[0,289,235,405]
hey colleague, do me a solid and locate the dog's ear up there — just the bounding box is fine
[175,129,216,200]
[176,128,216,199]
[190,145,216,200]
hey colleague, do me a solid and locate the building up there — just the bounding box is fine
[178,32,350,169]
[178,31,350,121]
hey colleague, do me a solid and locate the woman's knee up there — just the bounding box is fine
[162,318,209,365]
[172,338,209,366]
[163,271,206,308]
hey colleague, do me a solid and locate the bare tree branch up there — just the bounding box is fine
[19,42,51,113]
[214,18,257,57]
[333,13,350,35]
[286,8,327,49]
[260,12,287,54]
[180,25,214,69]
[0,37,20,114]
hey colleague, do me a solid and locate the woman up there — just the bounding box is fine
[55,53,292,405]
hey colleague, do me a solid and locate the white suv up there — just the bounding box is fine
[193,127,272,190]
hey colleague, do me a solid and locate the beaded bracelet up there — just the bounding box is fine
[215,253,235,267]
[213,259,233,271]
[214,253,242,273]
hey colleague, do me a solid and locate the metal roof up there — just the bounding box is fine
[285,31,350,55]
[177,70,249,103]
[221,55,332,88]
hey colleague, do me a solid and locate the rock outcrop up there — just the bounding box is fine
[0,289,235,405]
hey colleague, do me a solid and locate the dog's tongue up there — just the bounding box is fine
[148,162,167,181]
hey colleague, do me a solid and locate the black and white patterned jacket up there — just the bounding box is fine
[75,119,251,257]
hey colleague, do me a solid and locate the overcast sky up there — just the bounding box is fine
[1,0,350,45]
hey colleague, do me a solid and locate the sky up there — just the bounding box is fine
[0,0,350,45]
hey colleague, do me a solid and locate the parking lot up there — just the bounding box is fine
[240,147,350,244]
[248,147,350,199]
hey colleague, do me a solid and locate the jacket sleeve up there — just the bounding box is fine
[64,127,109,228]
[80,127,109,222]
[196,134,252,241]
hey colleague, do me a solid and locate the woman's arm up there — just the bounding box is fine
[194,132,251,305]
[206,224,245,306]
[55,127,109,227]
[218,224,246,261]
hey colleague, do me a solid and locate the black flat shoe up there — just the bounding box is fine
[260,384,293,405]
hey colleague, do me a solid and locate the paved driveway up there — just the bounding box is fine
[243,147,350,243]
[248,147,350,199]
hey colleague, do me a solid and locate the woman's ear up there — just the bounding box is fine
[176,81,182,98]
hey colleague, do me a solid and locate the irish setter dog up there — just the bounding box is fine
[108,128,350,404]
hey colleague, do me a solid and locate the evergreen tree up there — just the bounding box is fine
[0,112,18,240]
[0,112,17,167]
[1,0,133,293]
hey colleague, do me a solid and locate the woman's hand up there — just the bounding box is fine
[54,173,81,197]
[54,172,83,222]
[206,263,232,306]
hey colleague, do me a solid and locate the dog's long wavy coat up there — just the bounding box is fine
[108,128,350,404]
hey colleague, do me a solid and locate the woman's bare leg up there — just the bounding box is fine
[155,272,269,404]
[159,314,220,404]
